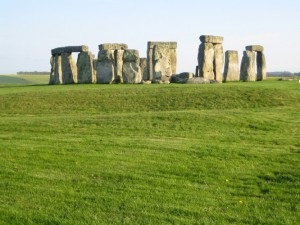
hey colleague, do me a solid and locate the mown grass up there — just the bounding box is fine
[0,74,49,86]
[0,81,299,224]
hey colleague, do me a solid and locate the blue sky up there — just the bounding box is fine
[0,0,299,74]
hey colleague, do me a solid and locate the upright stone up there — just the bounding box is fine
[114,50,124,83]
[77,52,96,84]
[122,49,142,84]
[53,54,62,84]
[49,55,55,84]
[256,52,267,81]
[147,42,177,82]
[96,50,115,84]
[213,44,224,82]
[197,43,215,80]
[153,45,172,83]
[240,50,256,81]
[223,50,239,82]
[140,58,149,81]
[61,53,77,84]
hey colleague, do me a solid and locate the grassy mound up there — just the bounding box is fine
[0,81,299,224]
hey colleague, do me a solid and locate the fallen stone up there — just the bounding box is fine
[245,45,264,52]
[98,43,128,51]
[200,35,224,44]
[186,77,210,84]
[170,73,194,83]
[51,45,89,55]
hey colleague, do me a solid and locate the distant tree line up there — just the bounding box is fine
[267,71,300,77]
[17,71,50,75]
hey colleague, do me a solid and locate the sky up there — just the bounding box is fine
[0,0,299,74]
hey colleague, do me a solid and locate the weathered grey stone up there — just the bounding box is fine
[52,54,62,84]
[123,49,140,63]
[153,45,173,83]
[246,45,264,52]
[51,45,89,55]
[49,55,55,84]
[61,53,77,84]
[256,51,267,81]
[186,77,211,84]
[122,49,142,84]
[98,43,128,51]
[200,35,224,44]
[170,72,194,83]
[147,42,177,81]
[195,66,199,77]
[122,62,142,84]
[114,50,124,83]
[96,61,115,84]
[223,50,239,82]
[213,44,224,82]
[198,43,215,80]
[98,50,115,62]
[77,51,96,84]
[147,42,177,49]
[240,50,256,81]
[139,58,149,81]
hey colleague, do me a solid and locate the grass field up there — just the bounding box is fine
[0,80,299,224]
[0,74,49,86]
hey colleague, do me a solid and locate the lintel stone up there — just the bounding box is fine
[147,42,177,49]
[51,45,89,55]
[245,45,264,52]
[200,35,224,44]
[98,43,128,51]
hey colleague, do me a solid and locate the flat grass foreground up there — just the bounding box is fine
[0,81,299,224]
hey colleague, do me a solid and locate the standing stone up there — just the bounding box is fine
[240,50,256,81]
[223,51,239,82]
[213,44,224,82]
[140,58,149,81]
[77,51,96,84]
[256,51,267,81]
[147,42,177,82]
[198,43,215,80]
[49,55,55,85]
[153,45,172,83]
[114,50,124,83]
[96,50,115,84]
[61,52,77,84]
[122,49,142,84]
[53,54,62,84]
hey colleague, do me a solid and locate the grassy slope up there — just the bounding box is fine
[0,75,49,85]
[0,81,299,224]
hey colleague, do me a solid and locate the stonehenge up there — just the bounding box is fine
[147,42,177,83]
[240,45,266,81]
[197,35,224,82]
[49,36,267,85]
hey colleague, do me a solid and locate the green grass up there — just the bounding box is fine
[0,81,299,224]
[0,74,49,86]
